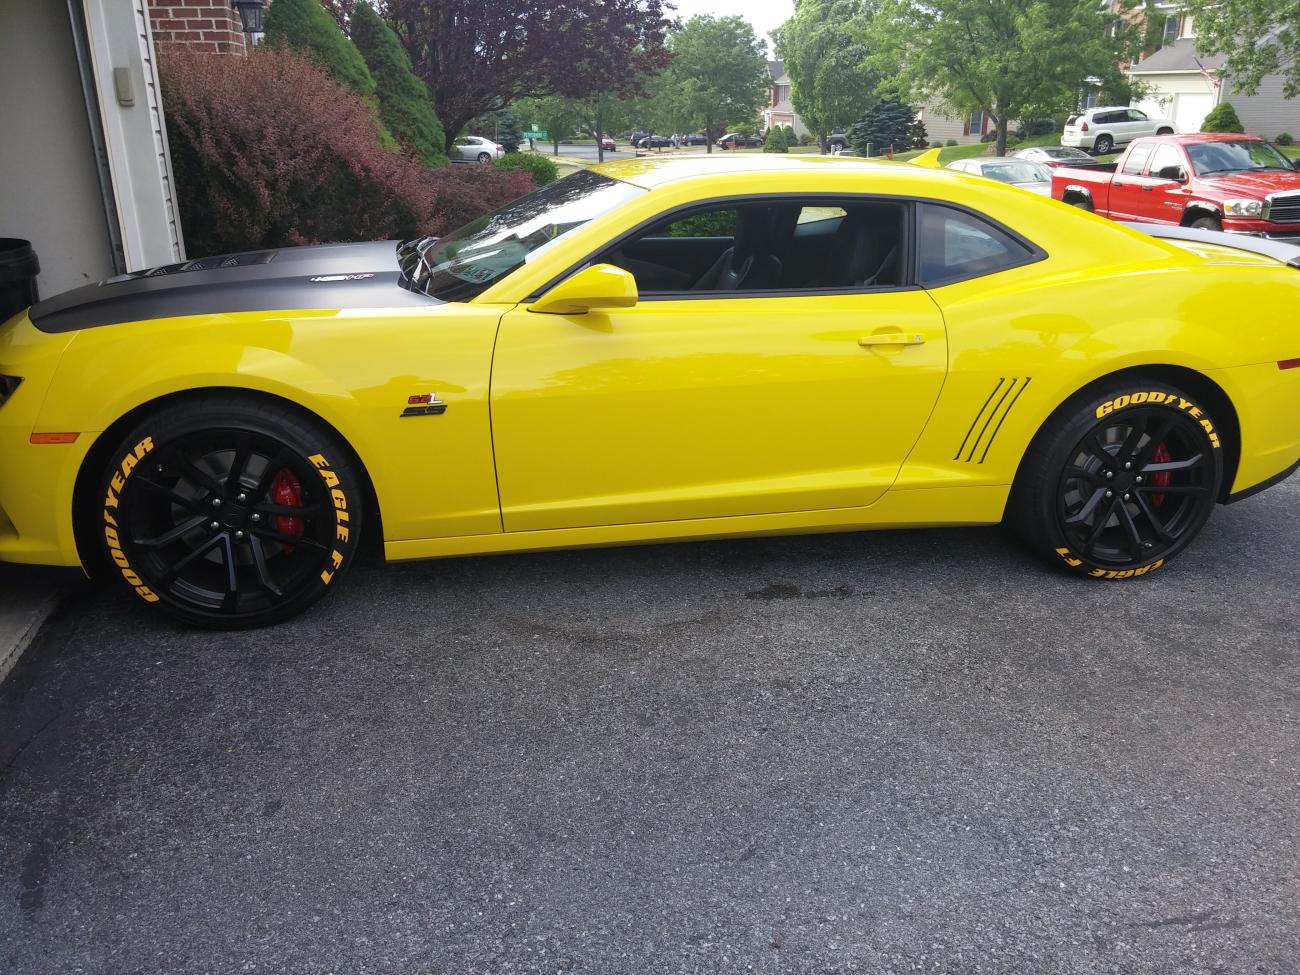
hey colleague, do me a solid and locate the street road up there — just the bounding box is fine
[3,475,1298,973]
[533,141,710,160]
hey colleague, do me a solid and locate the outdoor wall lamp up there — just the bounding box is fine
[232,0,267,48]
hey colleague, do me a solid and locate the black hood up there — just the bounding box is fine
[30,240,442,333]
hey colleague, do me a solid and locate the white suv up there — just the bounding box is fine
[1061,106,1176,156]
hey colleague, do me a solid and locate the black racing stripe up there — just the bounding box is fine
[965,378,1018,463]
[30,240,441,333]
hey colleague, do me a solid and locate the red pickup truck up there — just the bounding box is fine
[1051,133,1300,238]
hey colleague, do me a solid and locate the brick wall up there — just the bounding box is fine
[148,1,247,55]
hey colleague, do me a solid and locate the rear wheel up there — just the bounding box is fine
[92,398,363,628]
[1156,127,1174,135]
[477,151,491,163]
[1009,380,1223,580]
[1093,134,1114,155]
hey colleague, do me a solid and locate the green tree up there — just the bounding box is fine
[652,15,769,153]
[848,100,916,155]
[1182,0,1300,98]
[350,0,446,166]
[763,126,789,152]
[772,0,882,152]
[515,96,581,155]
[862,0,1139,155]
[497,108,524,153]
[1200,101,1245,133]
[264,0,375,97]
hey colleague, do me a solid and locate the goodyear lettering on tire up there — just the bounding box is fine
[101,437,160,603]
[309,453,350,585]
[1094,391,1220,448]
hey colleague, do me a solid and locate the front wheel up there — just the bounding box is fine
[1190,215,1223,233]
[1009,381,1223,580]
[92,397,364,628]
[1093,134,1115,155]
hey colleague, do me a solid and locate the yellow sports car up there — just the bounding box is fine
[2,155,1298,627]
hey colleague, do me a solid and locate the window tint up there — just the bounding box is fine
[1122,143,1154,175]
[917,204,1032,287]
[601,199,906,294]
[1126,109,1149,122]
[1149,144,1183,178]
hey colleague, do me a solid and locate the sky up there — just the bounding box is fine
[667,0,796,54]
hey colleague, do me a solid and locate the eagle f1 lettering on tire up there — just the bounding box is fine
[101,436,160,603]
[1054,546,1083,568]
[1094,391,1221,448]
[1087,559,1165,580]
[309,452,350,585]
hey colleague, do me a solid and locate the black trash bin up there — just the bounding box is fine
[0,238,40,324]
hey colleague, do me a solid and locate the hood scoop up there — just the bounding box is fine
[113,249,278,282]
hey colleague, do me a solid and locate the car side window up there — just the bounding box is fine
[917,204,1033,287]
[1127,109,1149,122]
[1149,144,1183,178]
[1122,143,1154,176]
[599,199,906,294]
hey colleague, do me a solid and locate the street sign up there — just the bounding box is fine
[523,129,547,140]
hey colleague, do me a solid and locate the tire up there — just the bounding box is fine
[477,152,491,163]
[1190,215,1223,232]
[1156,127,1174,135]
[1070,197,1094,212]
[1008,380,1224,580]
[92,397,364,628]
[1093,134,1114,155]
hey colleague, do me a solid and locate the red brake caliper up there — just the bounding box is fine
[1150,442,1172,507]
[270,468,305,552]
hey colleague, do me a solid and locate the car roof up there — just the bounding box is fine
[1134,132,1264,144]
[592,153,947,189]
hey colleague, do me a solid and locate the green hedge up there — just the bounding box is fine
[263,0,375,97]
[1200,102,1244,134]
[495,152,559,186]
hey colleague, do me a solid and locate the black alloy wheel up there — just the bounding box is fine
[1010,382,1223,579]
[93,398,362,628]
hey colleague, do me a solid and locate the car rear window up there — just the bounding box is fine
[917,204,1036,287]
[1122,143,1154,176]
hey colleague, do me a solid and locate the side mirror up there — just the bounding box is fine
[529,263,638,315]
[1156,165,1187,182]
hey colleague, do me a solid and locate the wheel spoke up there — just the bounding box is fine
[1083,433,1114,467]
[252,453,299,499]
[249,525,328,552]
[1117,414,1148,459]
[133,515,208,550]
[1134,416,1176,466]
[1082,498,1117,557]
[1064,486,1108,525]
[132,477,207,513]
[175,455,225,496]
[156,533,223,587]
[218,535,239,610]
[254,502,321,519]
[1135,483,1208,496]
[248,535,283,598]
[1142,454,1203,475]
[1132,491,1176,543]
[1114,501,1145,558]
[225,434,252,491]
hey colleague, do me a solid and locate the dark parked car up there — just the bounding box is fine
[827,129,849,150]
[637,135,673,149]
[717,133,763,149]
[675,133,708,147]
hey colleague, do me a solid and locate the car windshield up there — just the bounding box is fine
[1043,147,1087,159]
[981,162,1051,185]
[398,171,645,302]
[1186,140,1294,176]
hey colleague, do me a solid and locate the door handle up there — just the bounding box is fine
[858,332,925,347]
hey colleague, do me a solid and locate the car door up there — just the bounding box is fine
[1141,143,1192,222]
[489,198,949,532]
[1109,141,1156,220]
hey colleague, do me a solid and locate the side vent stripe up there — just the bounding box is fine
[978,377,1032,463]
[956,376,1033,464]
[954,377,1006,461]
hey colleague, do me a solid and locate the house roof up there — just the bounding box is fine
[767,59,783,79]
[1128,39,1225,75]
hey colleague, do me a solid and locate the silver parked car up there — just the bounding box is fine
[1061,106,1176,156]
[945,157,1053,195]
[452,135,504,163]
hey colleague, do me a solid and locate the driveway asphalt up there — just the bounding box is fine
[2,475,1298,974]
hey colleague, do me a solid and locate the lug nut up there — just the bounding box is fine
[1105,471,1114,479]
[1124,461,1132,470]
[211,498,222,508]
[1135,476,1143,484]
[251,513,261,523]
[1105,490,1113,499]
[210,521,220,530]
[1123,493,1131,501]
[237,493,247,503]
[235,530,244,540]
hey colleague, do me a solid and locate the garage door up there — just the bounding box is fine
[1173,93,1216,134]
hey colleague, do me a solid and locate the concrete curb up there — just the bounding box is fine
[0,587,61,684]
